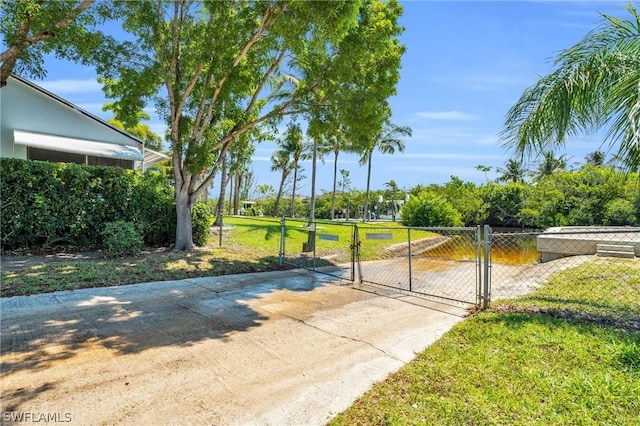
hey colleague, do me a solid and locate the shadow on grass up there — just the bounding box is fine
[491,299,640,332]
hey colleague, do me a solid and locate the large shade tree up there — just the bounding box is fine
[502,3,640,172]
[100,0,405,250]
[0,0,122,86]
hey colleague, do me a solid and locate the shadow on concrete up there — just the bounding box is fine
[0,269,338,378]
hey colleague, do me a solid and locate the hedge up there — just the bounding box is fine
[1,158,211,252]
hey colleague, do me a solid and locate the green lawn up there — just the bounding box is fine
[1,216,417,297]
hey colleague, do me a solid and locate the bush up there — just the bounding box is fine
[604,198,637,226]
[0,158,176,251]
[192,202,213,246]
[401,192,463,227]
[101,221,144,258]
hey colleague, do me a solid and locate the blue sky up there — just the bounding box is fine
[20,0,631,196]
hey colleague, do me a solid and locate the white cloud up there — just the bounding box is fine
[38,78,102,94]
[394,152,504,161]
[415,111,477,121]
[252,156,273,162]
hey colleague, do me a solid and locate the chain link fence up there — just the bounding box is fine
[489,227,640,328]
[218,218,639,324]
[279,218,356,280]
[356,225,481,307]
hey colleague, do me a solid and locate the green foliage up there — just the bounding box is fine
[101,220,143,258]
[604,198,637,226]
[191,202,213,246]
[501,3,640,171]
[401,192,463,227]
[0,0,125,85]
[482,182,526,227]
[100,0,405,249]
[1,158,176,251]
[411,167,639,229]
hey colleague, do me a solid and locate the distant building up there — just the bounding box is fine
[0,74,167,170]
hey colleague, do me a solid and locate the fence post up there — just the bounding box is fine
[279,216,286,266]
[355,224,363,284]
[483,224,492,309]
[350,223,356,282]
[476,225,482,307]
[407,227,412,292]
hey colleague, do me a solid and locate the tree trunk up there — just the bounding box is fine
[273,171,286,217]
[214,154,228,226]
[174,188,195,251]
[290,162,298,217]
[228,174,234,215]
[234,171,241,215]
[308,137,318,224]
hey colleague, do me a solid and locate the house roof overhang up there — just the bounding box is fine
[14,130,144,161]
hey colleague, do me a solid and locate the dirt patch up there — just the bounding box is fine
[0,247,175,272]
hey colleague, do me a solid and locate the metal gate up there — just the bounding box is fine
[278,218,356,281]
[278,219,484,308]
[355,224,483,307]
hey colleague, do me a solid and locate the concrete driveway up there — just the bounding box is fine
[1,269,467,425]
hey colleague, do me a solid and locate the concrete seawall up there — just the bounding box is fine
[537,226,640,262]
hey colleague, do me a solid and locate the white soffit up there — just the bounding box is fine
[143,148,169,167]
[14,130,144,161]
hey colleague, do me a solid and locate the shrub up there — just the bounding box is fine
[604,198,637,226]
[192,202,213,246]
[401,192,463,227]
[101,221,144,258]
[0,158,176,251]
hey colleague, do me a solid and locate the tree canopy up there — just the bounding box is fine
[98,0,406,249]
[0,0,122,86]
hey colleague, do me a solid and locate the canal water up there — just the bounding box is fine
[418,228,541,266]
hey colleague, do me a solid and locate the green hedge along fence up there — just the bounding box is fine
[1,158,212,252]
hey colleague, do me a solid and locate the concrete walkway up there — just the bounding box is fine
[1,269,467,425]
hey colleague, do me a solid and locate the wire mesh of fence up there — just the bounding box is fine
[279,218,356,280]
[356,225,481,307]
[490,228,640,329]
[218,218,639,325]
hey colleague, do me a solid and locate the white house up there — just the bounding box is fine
[0,74,167,170]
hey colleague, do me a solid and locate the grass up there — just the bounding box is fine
[1,216,414,297]
[3,217,639,424]
[329,259,640,425]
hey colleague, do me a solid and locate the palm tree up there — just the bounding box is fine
[318,130,352,220]
[585,150,606,166]
[384,179,401,221]
[533,151,569,181]
[280,123,309,217]
[502,3,640,172]
[270,148,292,217]
[359,122,412,221]
[475,164,492,183]
[496,159,527,183]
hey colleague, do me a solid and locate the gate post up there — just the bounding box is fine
[407,228,412,292]
[278,216,286,266]
[483,225,492,309]
[476,225,482,307]
[355,225,363,284]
